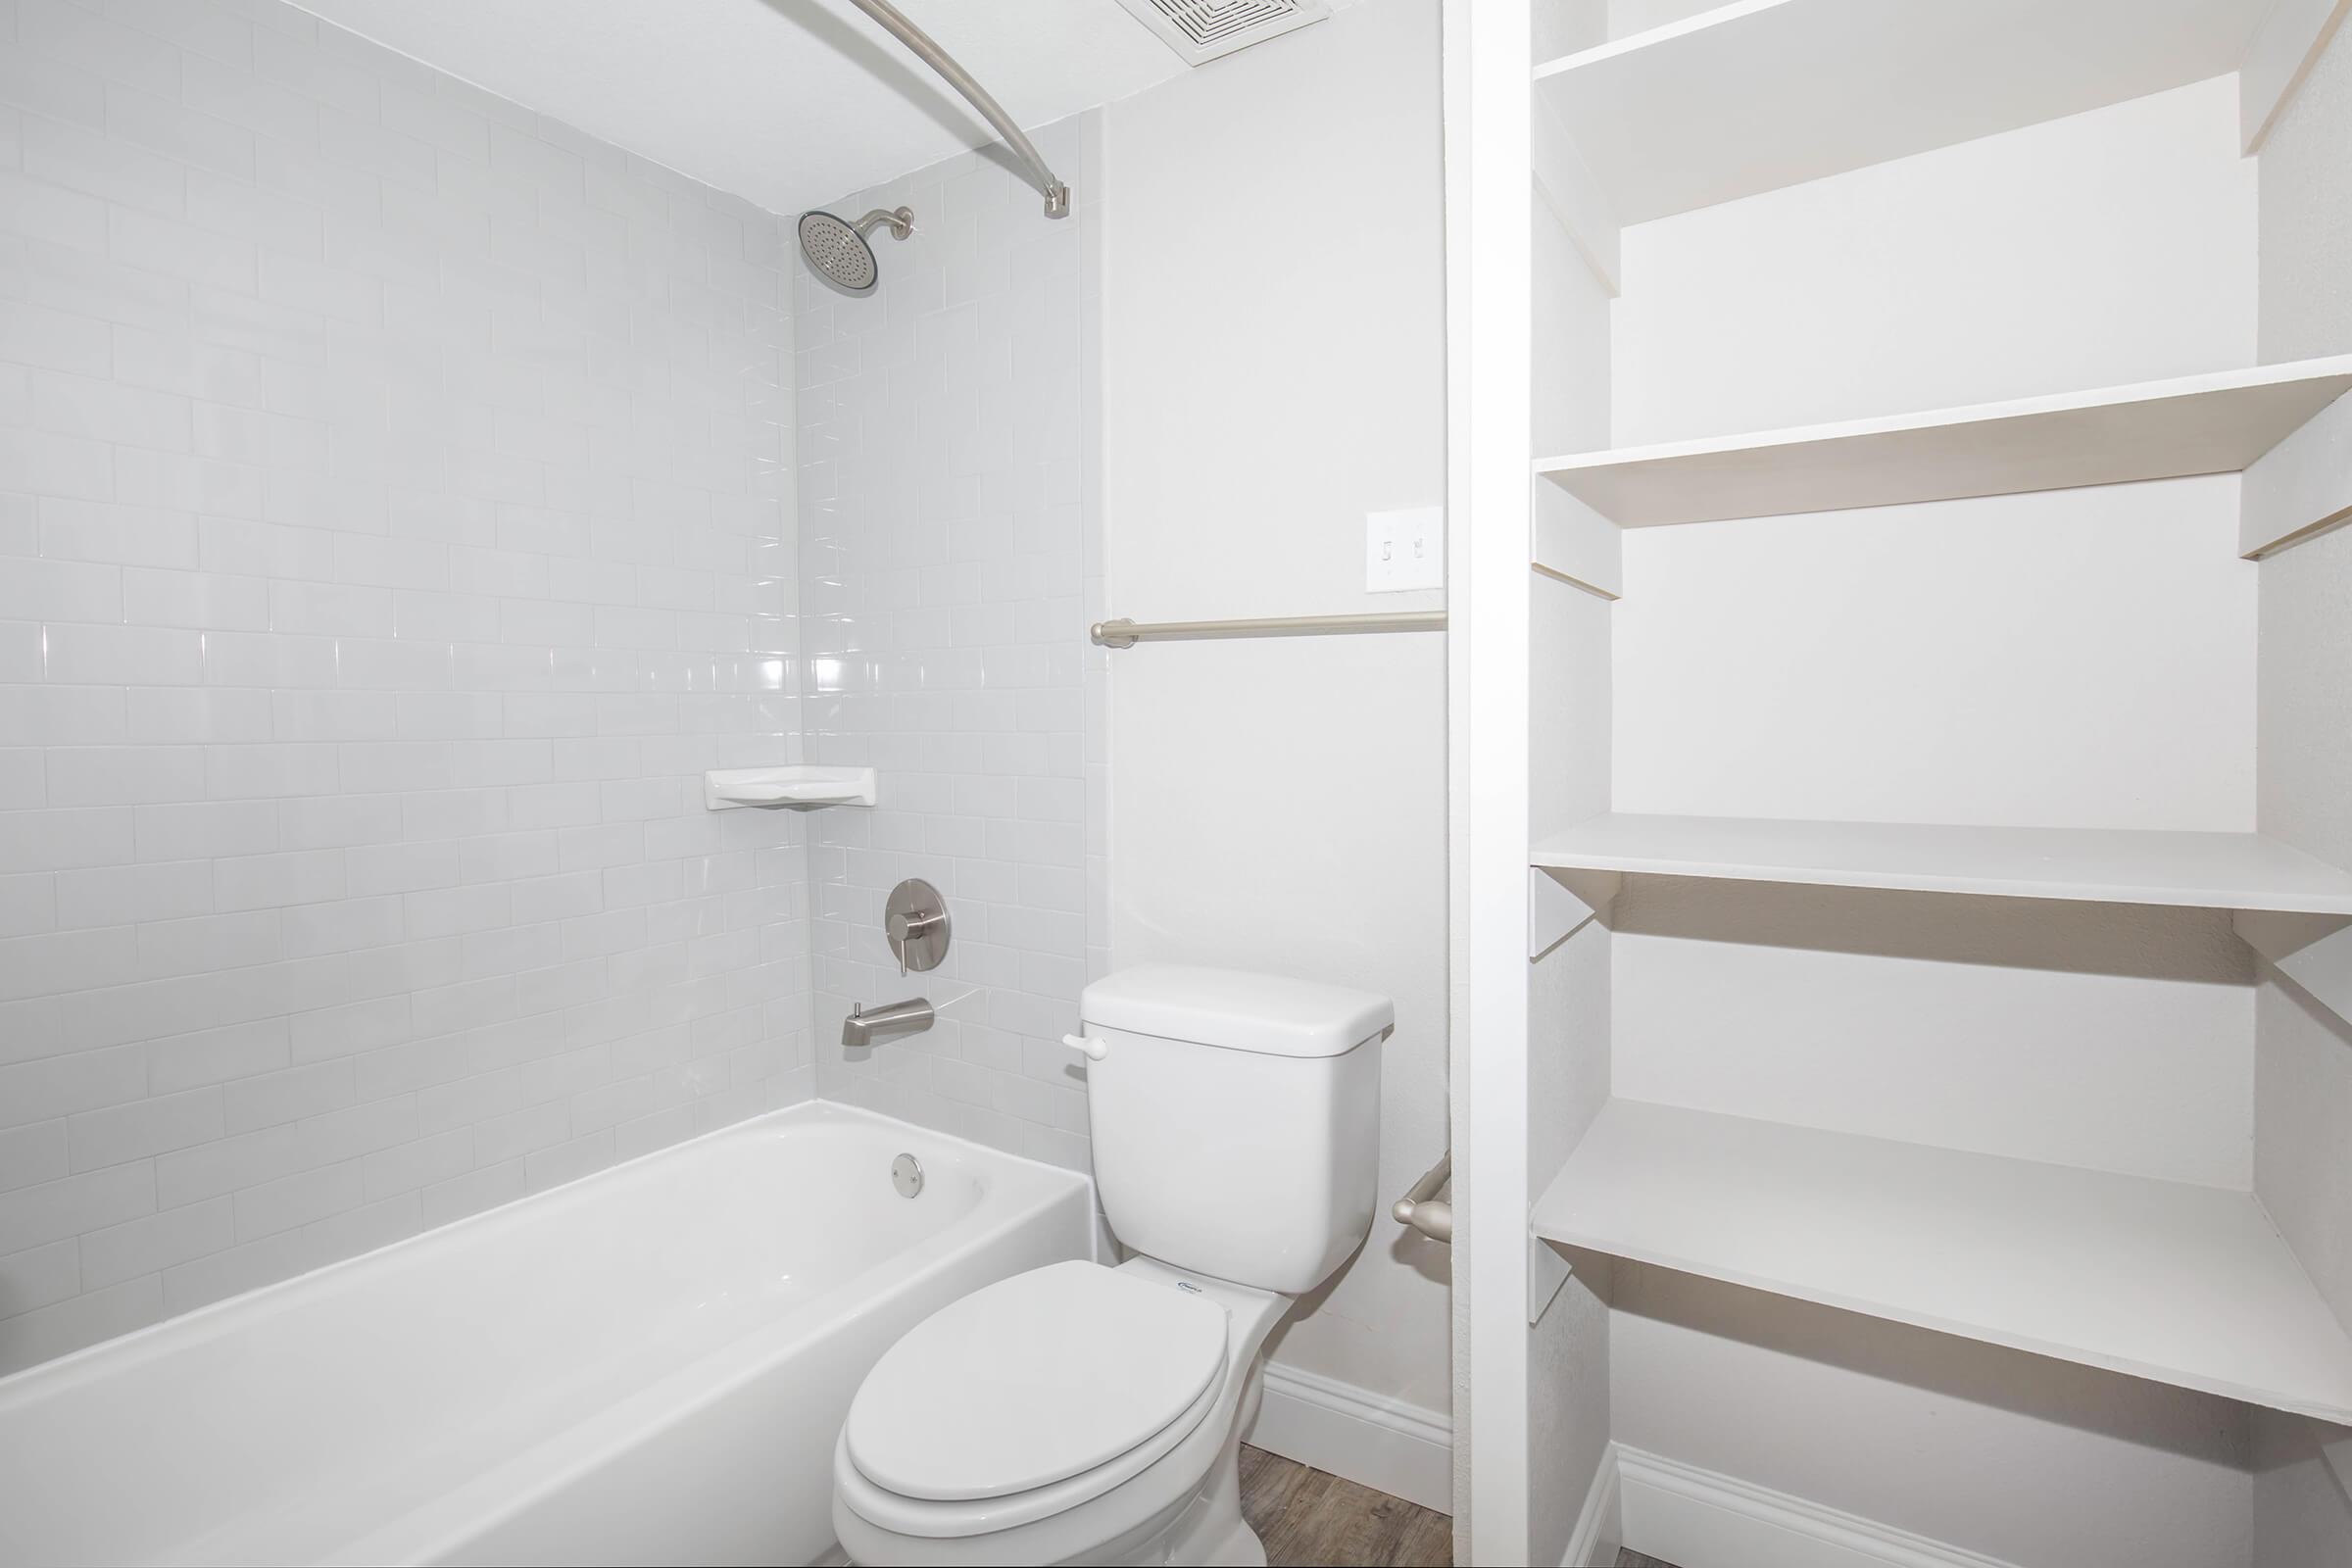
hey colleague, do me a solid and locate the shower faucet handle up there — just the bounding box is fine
[884,879,950,976]
[884,905,940,977]
[886,905,942,946]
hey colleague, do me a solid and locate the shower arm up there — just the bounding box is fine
[847,0,1072,219]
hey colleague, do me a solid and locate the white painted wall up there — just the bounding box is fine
[0,0,810,1374]
[1532,0,1605,60]
[1526,124,1620,1568]
[1605,0,1731,38]
[2257,979,2352,1324]
[2253,1408,2352,1568]
[2258,7,2352,374]
[1611,1269,2256,1568]
[1613,880,2254,1186]
[1529,0,1702,56]
[2250,19,2352,1565]
[1099,0,1452,1433]
[1611,76,2258,444]
[2255,5,2352,879]
[1612,479,2258,832]
[1527,914,1613,1566]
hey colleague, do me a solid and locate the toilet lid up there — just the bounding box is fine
[844,1260,1230,1502]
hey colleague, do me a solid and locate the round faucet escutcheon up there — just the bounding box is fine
[884,879,950,975]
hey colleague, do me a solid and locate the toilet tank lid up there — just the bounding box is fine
[1080,965,1394,1058]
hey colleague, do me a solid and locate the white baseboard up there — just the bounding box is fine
[1567,1445,2020,1568]
[1246,1362,1453,1515]
[1560,1441,1622,1567]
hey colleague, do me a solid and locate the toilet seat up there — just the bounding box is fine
[834,1259,1297,1563]
[843,1261,1230,1514]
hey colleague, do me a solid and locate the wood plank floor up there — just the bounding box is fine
[1235,1446,1681,1568]
[1237,1446,1452,1566]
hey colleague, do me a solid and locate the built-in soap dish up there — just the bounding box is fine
[703,766,878,810]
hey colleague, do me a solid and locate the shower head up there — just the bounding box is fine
[798,206,913,295]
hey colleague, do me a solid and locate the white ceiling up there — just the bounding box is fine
[289,0,1194,216]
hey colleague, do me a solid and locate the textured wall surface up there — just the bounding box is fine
[2259,4,2352,369]
[0,0,809,1373]
[793,121,1097,1175]
[2253,0,2352,1365]
[2255,6,2352,877]
[1527,118,1618,1565]
[1098,0,1452,1421]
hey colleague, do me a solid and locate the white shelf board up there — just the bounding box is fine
[1534,359,2352,529]
[1530,813,2352,915]
[1532,1100,2352,1423]
[1535,0,2277,225]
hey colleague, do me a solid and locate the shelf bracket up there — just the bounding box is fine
[2241,386,2352,559]
[1531,867,1620,959]
[2235,909,2352,1031]
[1532,485,1623,600]
[1531,94,1620,295]
[1529,1235,1574,1325]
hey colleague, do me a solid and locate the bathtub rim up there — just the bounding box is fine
[322,1116,1101,1566]
[0,1098,1096,1402]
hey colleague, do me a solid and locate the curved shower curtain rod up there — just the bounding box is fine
[848,0,1073,219]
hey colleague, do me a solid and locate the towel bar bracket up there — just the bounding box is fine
[1394,1151,1452,1243]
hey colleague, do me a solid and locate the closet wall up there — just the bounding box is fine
[1607,79,2257,1187]
[1526,142,1615,1566]
[2254,0,2352,1299]
[1506,4,2352,1564]
[2249,13,2352,1563]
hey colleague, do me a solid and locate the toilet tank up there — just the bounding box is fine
[1078,965,1391,1296]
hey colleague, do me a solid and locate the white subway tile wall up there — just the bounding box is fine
[0,0,812,1372]
[796,123,1099,1175]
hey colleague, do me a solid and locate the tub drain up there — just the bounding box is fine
[892,1152,923,1198]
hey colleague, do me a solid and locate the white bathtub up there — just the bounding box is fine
[0,1102,1095,1567]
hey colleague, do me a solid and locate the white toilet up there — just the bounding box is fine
[831,964,1393,1567]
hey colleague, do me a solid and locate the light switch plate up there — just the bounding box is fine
[1366,506,1445,592]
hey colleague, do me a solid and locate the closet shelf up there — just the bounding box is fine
[1535,0,2278,224]
[1534,358,2352,529]
[1531,1100,2352,1423]
[1530,814,2352,914]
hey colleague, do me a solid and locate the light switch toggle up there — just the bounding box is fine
[1366,506,1445,592]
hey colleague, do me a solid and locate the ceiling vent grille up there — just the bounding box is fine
[1113,0,1331,66]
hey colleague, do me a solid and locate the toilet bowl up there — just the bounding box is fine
[831,1258,1289,1566]
[831,965,1393,1567]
